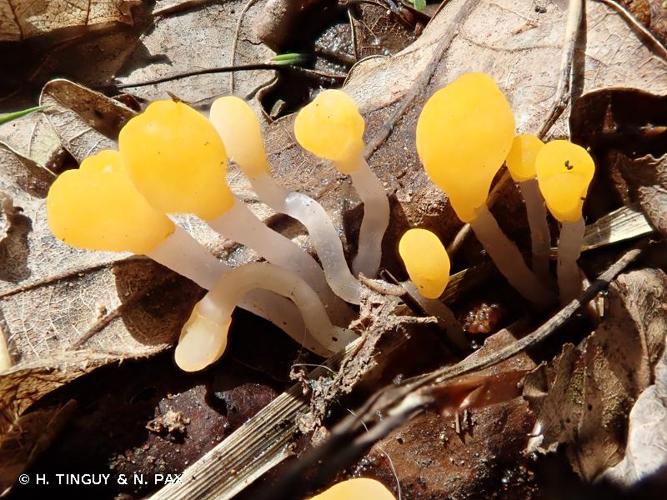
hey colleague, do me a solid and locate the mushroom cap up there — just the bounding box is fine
[416,73,515,222]
[294,89,365,174]
[119,100,234,220]
[505,134,544,182]
[46,150,174,254]
[398,228,451,299]
[175,304,231,372]
[209,96,270,179]
[310,478,395,500]
[535,140,595,222]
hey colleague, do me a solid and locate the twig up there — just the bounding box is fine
[229,0,262,94]
[260,244,645,499]
[593,0,667,61]
[448,0,585,255]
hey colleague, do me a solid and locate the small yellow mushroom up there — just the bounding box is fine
[416,73,554,309]
[47,150,174,254]
[505,134,551,281]
[119,99,234,220]
[536,140,595,303]
[535,140,595,223]
[294,89,365,174]
[398,228,450,299]
[295,89,389,278]
[416,72,515,223]
[309,478,395,500]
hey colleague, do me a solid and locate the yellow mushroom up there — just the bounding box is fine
[416,73,554,309]
[47,149,174,254]
[309,478,395,500]
[295,89,389,278]
[505,134,551,281]
[398,228,467,350]
[536,139,595,303]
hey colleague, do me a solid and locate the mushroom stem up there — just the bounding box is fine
[148,226,327,354]
[0,332,11,371]
[348,158,390,277]
[557,218,585,304]
[250,174,363,304]
[469,205,554,309]
[518,179,552,281]
[175,262,357,372]
[401,281,468,350]
[208,197,353,324]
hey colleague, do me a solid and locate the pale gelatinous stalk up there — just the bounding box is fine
[518,179,551,281]
[175,263,357,372]
[470,206,554,309]
[557,218,585,304]
[208,197,354,325]
[401,281,467,351]
[148,226,327,354]
[250,174,363,304]
[348,158,390,277]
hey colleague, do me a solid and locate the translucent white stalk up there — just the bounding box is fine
[250,174,363,304]
[148,226,329,355]
[401,281,468,351]
[174,262,357,372]
[348,158,390,277]
[0,332,10,371]
[208,197,353,325]
[557,218,585,305]
[470,205,555,309]
[518,179,551,282]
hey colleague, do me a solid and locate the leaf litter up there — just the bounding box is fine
[0,0,666,497]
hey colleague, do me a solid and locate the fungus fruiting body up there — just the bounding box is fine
[536,140,595,304]
[46,149,319,352]
[118,99,351,324]
[294,89,390,278]
[398,228,466,349]
[309,478,395,500]
[209,96,363,305]
[416,73,554,309]
[175,262,357,372]
[505,134,551,281]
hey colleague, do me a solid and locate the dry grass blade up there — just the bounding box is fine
[582,205,654,251]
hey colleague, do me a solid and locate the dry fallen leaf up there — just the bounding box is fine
[0,0,139,41]
[524,268,667,481]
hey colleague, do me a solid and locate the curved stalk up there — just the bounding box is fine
[208,197,354,325]
[250,174,363,304]
[148,226,329,355]
[470,205,555,309]
[518,179,552,282]
[348,158,390,277]
[557,218,585,304]
[175,263,357,372]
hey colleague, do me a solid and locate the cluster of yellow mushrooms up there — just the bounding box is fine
[47,72,594,375]
[46,71,596,499]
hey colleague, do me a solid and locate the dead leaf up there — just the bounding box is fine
[603,309,667,485]
[0,0,139,41]
[116,0,276,104]
[524,268,667,481]
[0,399,77,495]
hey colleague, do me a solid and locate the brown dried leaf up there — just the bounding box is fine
[116,0,276,104]
[0,0,139,41]
[524,269,667,481]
